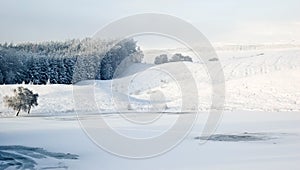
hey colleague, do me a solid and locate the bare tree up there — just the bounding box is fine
[3,87,39,116]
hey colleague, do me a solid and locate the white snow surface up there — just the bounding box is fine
[1,47,299,115]
[1,111,300,169]
[1,47,300,169]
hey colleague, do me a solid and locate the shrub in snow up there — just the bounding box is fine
[154,53,193,65]
[208,57,219,62]
[169,53,193,62]
[3,87,39,116]
[163,104,169,111]
[154,54,168,64]
[127,103,133,110]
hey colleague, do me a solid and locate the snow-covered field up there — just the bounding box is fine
[1,46,300,169]
[1,46,299,114]
[1,111,300,169]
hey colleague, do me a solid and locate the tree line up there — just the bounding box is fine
[0,38,143,84]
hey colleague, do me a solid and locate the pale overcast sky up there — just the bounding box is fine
[0,0,299,44]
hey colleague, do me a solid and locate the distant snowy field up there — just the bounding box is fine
[1,46,299,115]
[1,46,300,169]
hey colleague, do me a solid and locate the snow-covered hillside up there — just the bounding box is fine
[1,47,300,116]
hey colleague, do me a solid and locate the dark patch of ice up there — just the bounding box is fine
[195,132,278,142]
[0,145,78,170]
